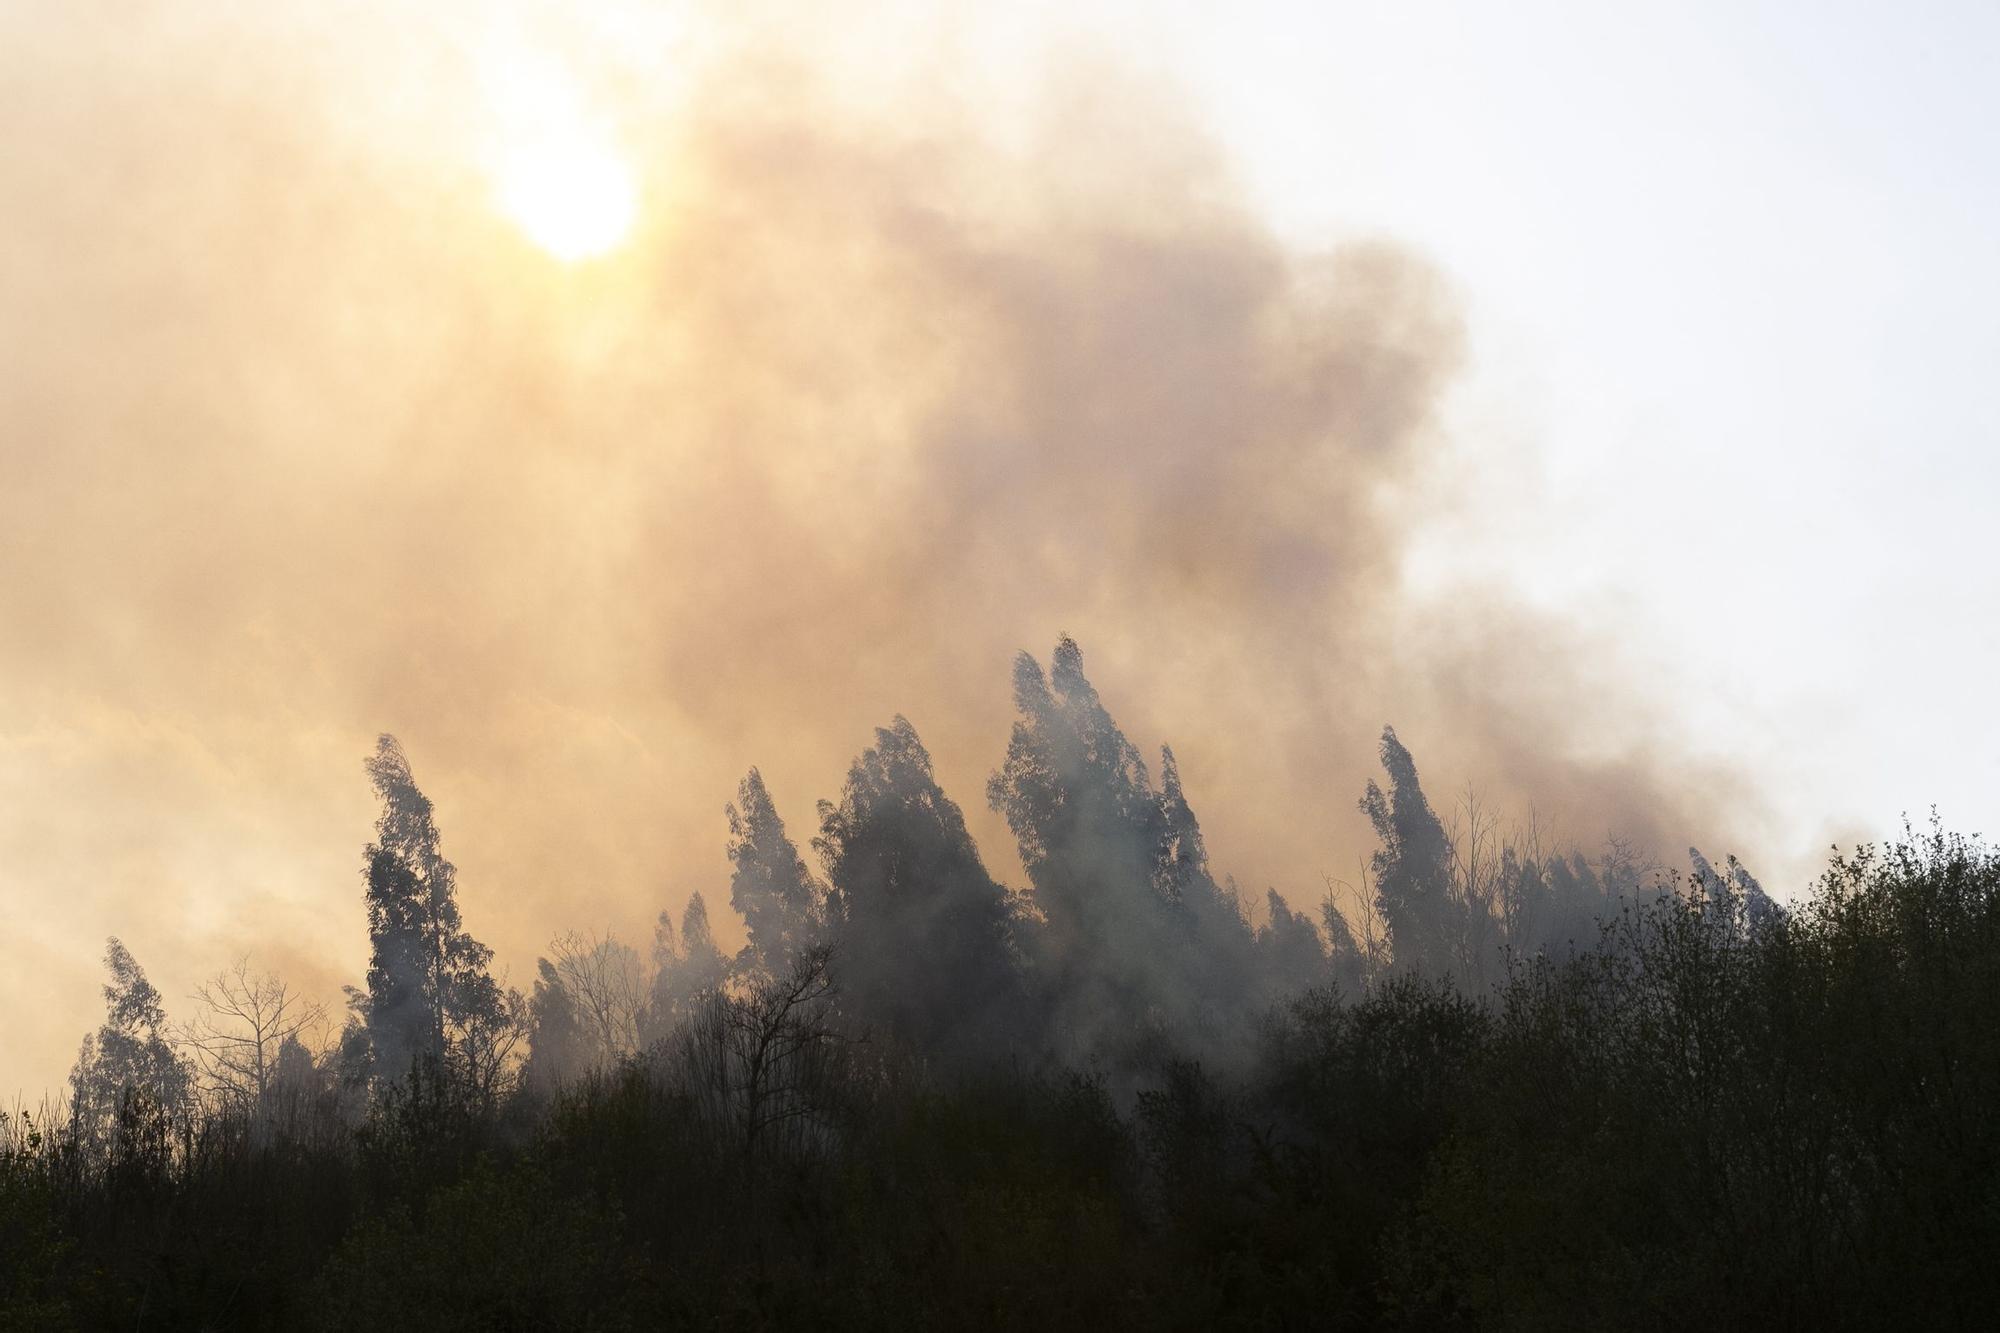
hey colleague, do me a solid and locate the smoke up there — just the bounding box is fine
[0,2,1760,1096]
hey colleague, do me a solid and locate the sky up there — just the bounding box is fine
[1187,0,2000,813]
[3,0,1995,1100]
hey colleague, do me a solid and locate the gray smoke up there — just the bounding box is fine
[0,2,1762,1097]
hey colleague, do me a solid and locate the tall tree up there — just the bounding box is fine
[990,639,1166,1055]
[1255,889,1330,1003]
[68,937,192,1158]
[1690,847,1782,937]
[1359,727,1463,980]
[989,637,1254,1058]
[1157,746,1259,1018]
[815,716,1026,1059]
[726,769,824,979]
[643,893,730,1043]
[1542,851,1610,953]
[678,893,730,995]
[521,959,590,1093]
[358,734,511,1089]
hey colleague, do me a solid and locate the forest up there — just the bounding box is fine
[4,636,1996,1329]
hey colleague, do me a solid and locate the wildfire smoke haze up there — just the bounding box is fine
[9,5,2000,1327]
[0,1,1981,1105]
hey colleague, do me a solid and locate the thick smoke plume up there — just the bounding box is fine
[0,3,1757,1095]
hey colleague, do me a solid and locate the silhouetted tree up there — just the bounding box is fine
[1691,846,1782,937]
[357,735,516,1093]
[333,996,374,1092]
[522,959,590,1093]
[255,1029,348,1145]
[547,931,645,1066]
[726,769,825,980]
[1256,889,1330,1003]
[179,959,324,1117]
[642,893,730,1044]
[990,639,1180,1056]
[1359,727,1466,980]
[1156,746,1259,1023]
[67,937,192,1160]
[816,715,1027,1060]
[1492,840,1612,961]
[678,943,846,1168]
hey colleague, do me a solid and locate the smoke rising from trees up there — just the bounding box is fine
[9,651,1990,1325]
[2,0,1755,1106]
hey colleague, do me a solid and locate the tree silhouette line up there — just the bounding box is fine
[4,637,1992,1329]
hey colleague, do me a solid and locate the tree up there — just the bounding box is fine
[522,959,590,1093]
[990,639,1173,1055]
[1156,746,1259,1022]
[1690,847,1782,937]
[989,637,1257,1058]
[1359,727,1465,981]
[678,893,731,994]
[677,943,846,1169]
[179,959,325,1116]
[1256,889,1330,1003]
[67,937,192,1159]
[334,994,374,1091]
[992,636,1272,1056]
[1325,875,1390,990]
[815,715,1027,1060]
[642,892,729,1044]
[256,1030,347,1145]
[726,769,825,979]
[357,734,516,1093]
[545,931,645,1067]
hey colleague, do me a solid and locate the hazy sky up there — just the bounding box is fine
[3,1,1994,1100]
[1170,0,2000,836]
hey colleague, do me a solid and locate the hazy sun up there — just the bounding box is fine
[480,44,639,263]
[496,135,637,262]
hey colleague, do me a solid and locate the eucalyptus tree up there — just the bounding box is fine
[358,734,518,1094]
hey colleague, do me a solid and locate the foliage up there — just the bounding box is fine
[16,650,1999,1326]
[12,823,1996,1327]
[816,716,1028,1062]
[358,735,521,1097]
[726,768,829,981]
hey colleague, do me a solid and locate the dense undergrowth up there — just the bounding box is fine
[6,822,1997,1330]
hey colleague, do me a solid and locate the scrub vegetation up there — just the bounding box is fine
[5,639,1993,1329]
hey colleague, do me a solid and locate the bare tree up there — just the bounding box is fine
[679,944,846,1167]
[1326,867,1390,986]
[456,982,529,1105]
[180,960,325,1111]
[549,931,646,1066]
[1444,782,1508,987]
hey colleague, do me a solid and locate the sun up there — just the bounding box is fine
[477,42,639,264]
[495,133,638,262]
